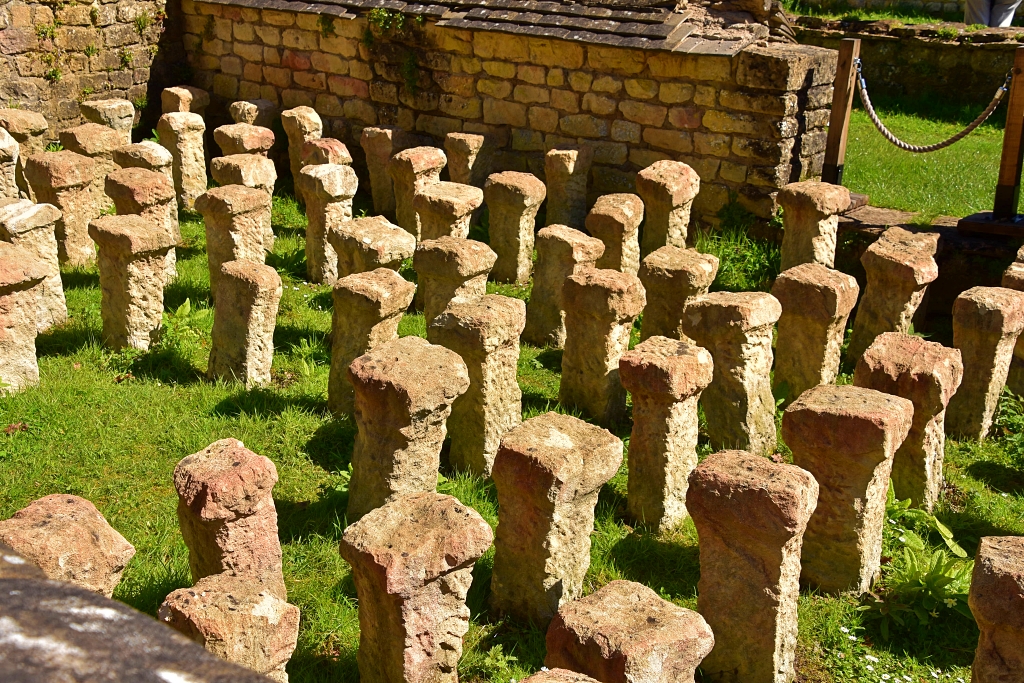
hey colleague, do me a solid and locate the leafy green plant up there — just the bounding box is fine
[44,141,63,152]
[317,14,336,38]
[157,298,211,352]
[936,26,959,40]
[133,10,152,35]
[84,44,99,58]
[400,51,419,94]
[119,48,133,70]
[43,66,62,83]
[203,14,215,40]
[693,217,781,293]
[132,95,148,111]
[90,6,99,24]
[35,22,58,41]
[994,387,1024,464]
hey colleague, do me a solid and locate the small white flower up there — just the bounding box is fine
[541,668,548,672]
[883,675,891,680]
[899,536,907,543]
[840,627,850,633]
[1001,492,1009,497]
[849,635,857,641]
[889,519,897,525]
[865,655,878,662]
[293,286,299,290]
[866,665,874,672]
[932,672,939,678]
[905,676,912,681]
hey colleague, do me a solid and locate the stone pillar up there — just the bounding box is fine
[340,492,493,683]
[847,227,939,362]
[25,151,98,267]
[428,294,526,476]
[162,86,210,115]
[778,180,851,270]
[80,99,135,145]
[680,292,781,455]
[413,237,497,327]
[946,286,1024,440]
[173,438,286,597]
[523,225,604,348]
[783,384,913,594]
[112,141,174,186]
[445,132,488,186]
[389,146,447,240]
[297,163,358,284]
[105,167,180,281]
[214,123,275,157]
[0,128,17,200]
[211,154,278,196]
[301,138,351,166]
[230,98,276,126]
[545,579,714,683]
[771,263,859,405]
[346,336,470,519]
[545,146,593,229]
[280,106,322,194]
[157,112,208,210]
[59,122,124,213]
[414,181,484,240]
[638,246,718,341]
[1001,260,1024,395]
[635,160,700,256]
[854,332,963,511]
[484,171,546,284]
[491,411,622,625]
[88,215,174,350]
[208,261,282,388]
[686,450,818,683]
[0,199,66,332]
[195,185,272,298]
[968,536,1024,683]
[619,337,713,530]
[587,193,643,275]
[360,125,399,218]
[0,242,46,393]
[327,215,416,279]
[0,108,48,200]
[329,268,416,417]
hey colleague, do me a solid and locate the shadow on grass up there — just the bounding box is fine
[127,347,206,385]
[268,247,308,281]
[61,269,99,290]
[964,460,1024,495]
[36,321,100,356]
[277,485,349,542]
[304,418,356,474]
[212,386,326,418]
[116,563,192,617]
[165,278,211,311]
[860,615,979,672]
[608,532,701,599]
[275,326,331,364]
[287,648,359,683]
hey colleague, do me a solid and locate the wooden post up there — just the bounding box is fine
[993,45,1024,220]
[821,38,860,186]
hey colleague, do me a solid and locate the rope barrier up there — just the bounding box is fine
[855,57,1011,153]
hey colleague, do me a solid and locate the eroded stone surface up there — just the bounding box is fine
[214,123,275,156]
[1001,261,1024,396]
[968,536,1024,683]
[545,146,593,229]
[635,160,700,256]
[586,193,644,276]
[522,670,600,683]
[778,180,850,270]
[211,154,278,195]
[328,215,416,279]
[638,246,718,342]
[0,199,66,332]
[196,185,272,298]
[106,167,180,281]
[157,112,208,210]
[0,241,45,391]
[414,237,497,327]
[112,140,174,186]
[301,138,351,166]
[484,171,546,284]
[162,86,210,115]
[230,99,277,126]
[445,132,488,186]
[0,108,48,200]
[24,151,97,267]
[208,260,283,388]
[60,122,124,214]
[0,128,18,200]
[297,163,358,284]
[361,126,400,218]
[389,146,447,240]
[80,99,135,145]
[415,181,484,241]
[281,106,322,200]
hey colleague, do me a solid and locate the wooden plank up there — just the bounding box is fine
[993,45,1024,219]
[957,212,1024,238]
[821,38,860,186]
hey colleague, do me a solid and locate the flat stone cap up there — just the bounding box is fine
[80,99,134,128]
[301,138,352,165]
[220,260,282,293]
[778,180,851,217]
[0,199,61,236]
[537,224,605,262]
[639,246,719,290]
[636,160,701,203]
[24,151,96,190]
[214,122,275,152]
[414,237,497,278]
[430,294,527,349]
[162,86,210,113]
[969,536,1024,629]
[1003,261,1024,291]
[484,171,547,206]
[546,146,594,172]
[683,291,782,330]
[158,111,206,133]
[586,193,644,233]
[298,163,358,201]
[281,105,322,135]
[954,285,1024,334]
[360,125,398,149]
[0,241,51,289]
[210,154,277,187]
[857,332,963,407]
[328,215,416,264]
[563,268,646,318]
[105,167,175,206]
[0,542,46,580]
[0,108,48,137]
[771,263,859,318]
[112,140,173,169]
[348,335,470,411]
[333,267,417,318]
[783,384,914,455]
[230,99,277,126]
[173,438,278,521]
[389,146,447,177]
[340,491,493,595]
[445,132,485,154]
[862,226,939,285]
[195,185,272,216]
[619,336,713,399]
[414,181,484,217]
[59,123,124,156]
[523,670,600,683]
[0,128,17,161]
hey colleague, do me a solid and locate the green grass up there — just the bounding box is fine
[783,0,984,24]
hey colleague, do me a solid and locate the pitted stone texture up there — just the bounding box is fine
[635,160,700,256]
[680,292,782,455]
[174,438,285,598]
[0,241,45,391]
[847,227,939,362]
[298,163,359,284]
[346,336,470,519]
[328,215,416,279]
[638,246,718,342]
[491,411,623,626]
[230,99,277,127]
[0,541,46,580]
[428,295,526,476]
[211,154,278,196]
[390,146,448,240]
[586,193,644,276]
[329,268,416,417]
[619,337,713,530]
[1001,261,1024,395]
[0,494,135,597]
[214,123,276,157]
[968,536,1024,683]
[88,215,173,351]
[281,106,322,195]
[784,384,913,594]
[545,146,594,229]
[0,108,48,200]
[158,112,208,210]
[0,199,66,332]
[112,141,174,186]
[545,579,714,683]
[340,492,493,683]
[25,151,98,267]
[524,671,601,683]
[771,263,859,406]
[687,451,818,683]
[415,181,484,241]
[414,237,497,327]
[80,99,135,145]
[523,225,605,348]
[485,171,546,284]
[301,138,352,166]
[162,86,210,115]
[445,132,489,187]
[105,167,180,281]
[778,180,850,270]
[0,128,18,200]
[160,572,299,683]
[946,286,1024,440]
[361,126,401,218]
[60,122,124,214]
[208,261,282,388]
[854,332,963,511]
[196,185,272,298]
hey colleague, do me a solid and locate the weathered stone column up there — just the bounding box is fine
[328,215,416,279]
[619,337,713,530]
[784,384,913,594]
[80,99,135,145]
[0,199,66,332]
[173,438,285,597]
[854,332,963,511]
[230,98,276,126]
[968,536,1024,683]
[778,180,851,270]
[0,242,45,393]
[208,261,282,388]
[414,181,484,240]
[389,146,447,240]
[428,294,525,476]
[105,167,180,281]
[445,132,488,186]
[638,246,718,341]
[686,450,818,683]
[523,225,604,348]
[680,292,782,455]
[196,185,272,297]
[340,492,493,683]
[346,336,469,519]
[635,160,700,256]
[210,154,279,248]
[88,215,174,350]
[59,122,123,214]
[157,112,208,210]
[545,146,593,229]
[1001,259,1024,395]
[329,268,416,417]
[771,263,859,405]
[360,125,400,218]
[491,411,622,625]
[25,151,97,267]
[484,171,546,284]
[301,138,351,166]
[0,128,18,200]
[113,140,174,186]
[587,193,643,275]
[545,579,714,683]
[847,227,939,362]
[0,108,48,200]
[414,237,497,326]
[280,106,322,196]
[946,286,1024,439]
[214,123,275,157]
[162,86,210,115]
[297,163,358,284]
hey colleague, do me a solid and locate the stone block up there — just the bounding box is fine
[207,260,283,387]
[112,141,173,186]
[638,246,718,342]
[778,180,850,270]
[196,185,272,297]
[0,199,66,332]
[162,85,210,115]
[635,160,700,256]
[80,98,134,145]
[214,122,275,156]
[444,132,488,186]
[968,536,1024,683]
[280,105,322,198]
[328,214,416,280]
[297,163,358,284]
[157,112,207,210]
[389,146,447,240]
[301,137,351,166]
[545,146,593,229]
[484,171,546,284]
[414,181,484,240]
[586,193,643,275]
[414,236,496,326]
[105,167,181,282]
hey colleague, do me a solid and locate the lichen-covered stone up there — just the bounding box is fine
[389,146,447,240]
[196,185,272,298]
[545,146,593,229]
[635,160,700,256]
[157,112,208,210]
[297,163,358,284]
[414,237,497,326]
[638,246,718,341]
[214,123,275,156]
[0,199,66,332]
[778,180,850,270]
[968,536,1024,683]
[230,98,277,126]
[484,171,546,284]
[208,261,283,388]
[24,151,97,267]
[415,181,484,240]
[211,154,278,195]
[586,193,644,275]
[361,126,400,218]
[328,215,416,279]
[60,122,127,215]
[0,241,45,392]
